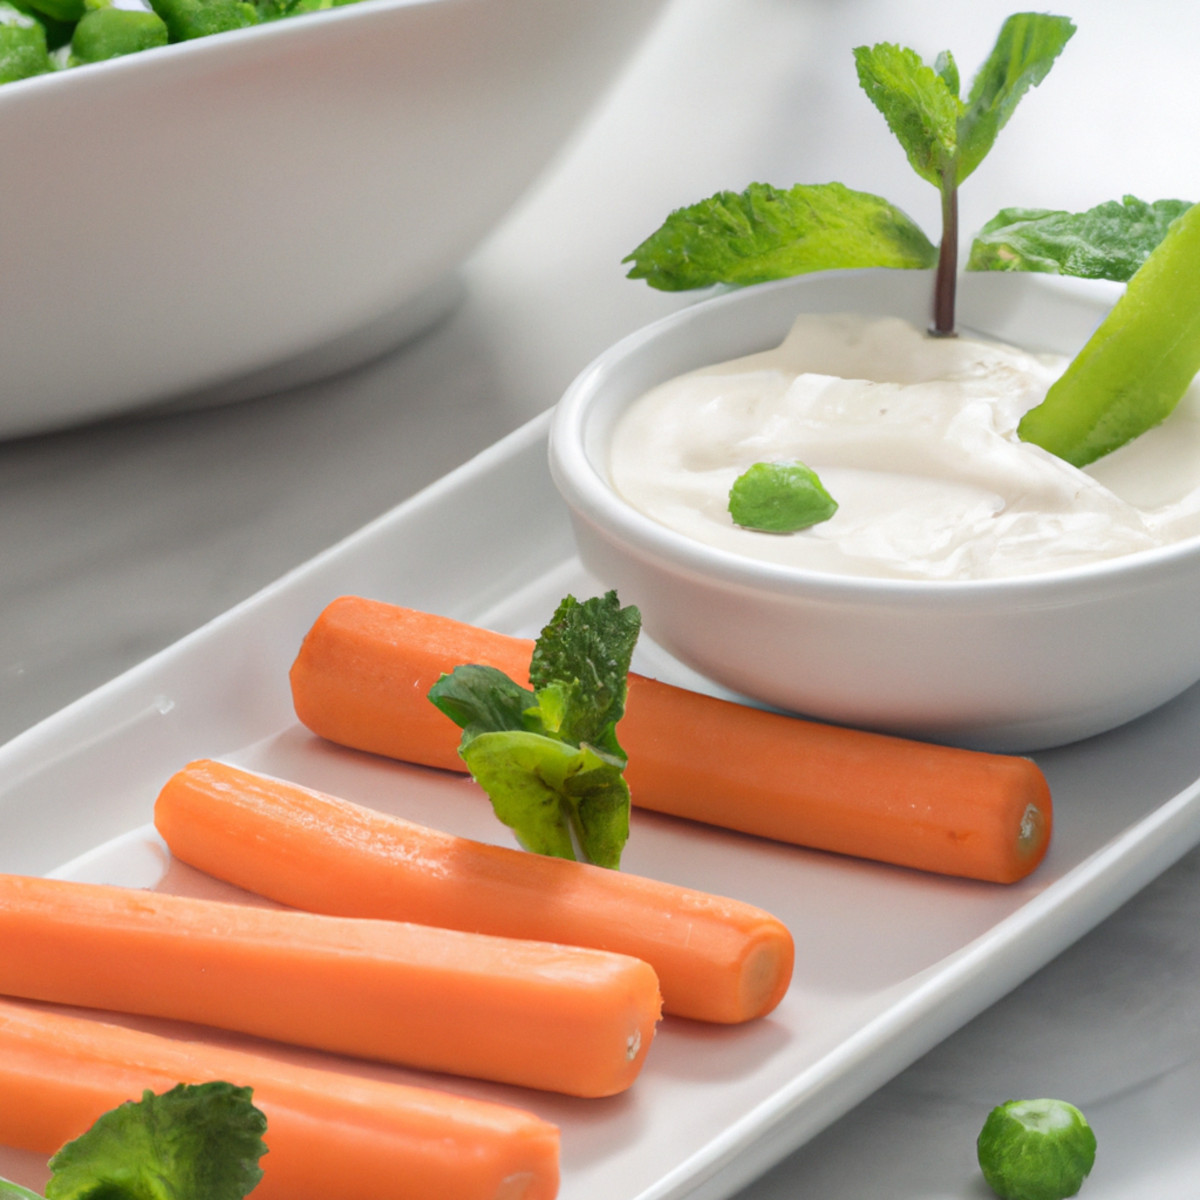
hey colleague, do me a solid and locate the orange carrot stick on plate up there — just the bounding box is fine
[0,996,560,1200]
[0,872,660,1098]
[288,596,1053,884]
[153,759,794,1025]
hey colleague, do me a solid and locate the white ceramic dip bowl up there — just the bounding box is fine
[549,269,1200,753]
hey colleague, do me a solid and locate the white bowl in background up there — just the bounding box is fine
[0,0,664,437]
[549,269,1200,753]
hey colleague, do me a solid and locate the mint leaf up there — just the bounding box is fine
[45,1083,266,1200]
[729,461,838,532]
[461,733,630,868]
[427,663,537,739]
[529,591,641,752]
[933,49,960,98]
[968,195,1194,281]
[854,41,961,186]
[957,13,1076,183]
[623,181,936,291]
[430,591,641,868]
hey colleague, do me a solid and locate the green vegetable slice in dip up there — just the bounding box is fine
[0,1082,267,1200]
[729,461,838,532]
[977,1097,1096,1200]
[429,591,641,869]
[968,195,1194,280]
[1018,200,1200,466]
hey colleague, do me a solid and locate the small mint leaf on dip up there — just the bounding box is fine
[623,181,936,291]
[977,1098,1096,1200]
[729,462,838,533]
[968,195,1194,280]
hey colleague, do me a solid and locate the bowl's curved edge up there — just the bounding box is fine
[548,269,1200,751]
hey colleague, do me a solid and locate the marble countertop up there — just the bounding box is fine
[4,1,1200,1195]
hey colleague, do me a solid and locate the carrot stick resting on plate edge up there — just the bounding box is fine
[288,596,1053,884]
[153,758,794,1025]
[0,872,661,1098]
[0,996,560,1200]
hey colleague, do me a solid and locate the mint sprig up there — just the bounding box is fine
[855,13,1075,332]
[625,12,1079,335]
[429,591,641,869]
[1,1082,267,1200]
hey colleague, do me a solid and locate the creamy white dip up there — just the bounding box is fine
[608,313,1200,581]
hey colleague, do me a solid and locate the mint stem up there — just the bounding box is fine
[931,172,958,336]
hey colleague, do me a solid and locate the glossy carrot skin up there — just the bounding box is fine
[0,997,560,1200]
[154,759,795,1024]
[0,872,659,1098]
[289,596,1052,884]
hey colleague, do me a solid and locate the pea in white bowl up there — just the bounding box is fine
[0,0,663,437]
[548,268,1200,753]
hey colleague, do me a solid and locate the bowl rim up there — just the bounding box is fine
[549,270,1200,606]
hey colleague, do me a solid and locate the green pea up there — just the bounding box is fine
[19,0,84,24]
[728,460,839,533]
[148,0,258,41]
[0,1,52,82]
[256,0,355,19]
[977,1098,1097,1200]
[1019,200,1200,466]
[71,5,167,62]
[7,0,71,47]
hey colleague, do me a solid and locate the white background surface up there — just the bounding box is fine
[4,1,1200,1195]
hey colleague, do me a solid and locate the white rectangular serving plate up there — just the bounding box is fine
[5,410,1200,1200]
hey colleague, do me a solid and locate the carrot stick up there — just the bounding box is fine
[0,873,660,1099]
[153,759,794,1025]
[0,996,559,1200]
[289,596,1052,884]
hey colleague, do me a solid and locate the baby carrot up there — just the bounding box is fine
[0,996,560,1200]
[289,596,1052,884]
[154,759,795,1025]
[0,872,659,1098]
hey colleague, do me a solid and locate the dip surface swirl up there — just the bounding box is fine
[608,312,1200,581]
